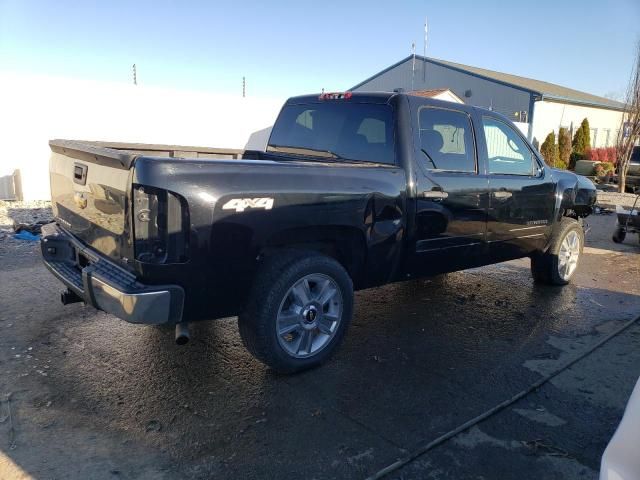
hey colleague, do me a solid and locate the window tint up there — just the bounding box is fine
[482,116,535,176]
[419,107,476,172]
[268,103,395,164]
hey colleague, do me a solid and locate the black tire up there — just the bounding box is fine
[531,217,584,285]
[238,250,354,374]
[612,227,626,244]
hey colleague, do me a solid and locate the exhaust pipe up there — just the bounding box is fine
[175,322,191,345]
[61,289,83,305]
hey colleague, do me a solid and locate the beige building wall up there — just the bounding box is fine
[0,73,284,201]
[531,100,624,149]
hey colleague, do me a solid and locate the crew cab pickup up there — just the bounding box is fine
[41,92,596,373]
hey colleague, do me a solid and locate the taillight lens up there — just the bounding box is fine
[133,185,188,263]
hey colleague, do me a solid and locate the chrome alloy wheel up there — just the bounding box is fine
[276,273,343,358]
[558,230,581,280]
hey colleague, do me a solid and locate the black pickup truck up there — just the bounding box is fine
[41,92,596,373]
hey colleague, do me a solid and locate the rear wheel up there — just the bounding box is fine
[238,251,353,373]
[531,218,584,285]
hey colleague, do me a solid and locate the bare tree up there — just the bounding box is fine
[617,43,640,192]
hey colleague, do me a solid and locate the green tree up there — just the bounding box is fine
[557,127,571,169]
[580,118,591,152]
[572,125,585,155]
[572,118,591,155]
[540,131,558,167]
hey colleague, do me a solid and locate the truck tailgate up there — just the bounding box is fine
[49,140,135,267]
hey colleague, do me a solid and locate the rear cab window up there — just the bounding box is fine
[418,107,477,173]
[268,102,396,165]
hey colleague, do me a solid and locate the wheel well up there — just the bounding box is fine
[261,226,366,283]
[562,207,591,220]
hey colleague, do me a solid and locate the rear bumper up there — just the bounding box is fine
[40,223,184,324]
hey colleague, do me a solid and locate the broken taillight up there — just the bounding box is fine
[132,185,189,264]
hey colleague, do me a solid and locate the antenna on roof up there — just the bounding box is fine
[411,42,416,91]
[242,76,246,98]
[132,64,137,86]
[423,17,428,82]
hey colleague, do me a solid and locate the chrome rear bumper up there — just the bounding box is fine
[40,223,184,324]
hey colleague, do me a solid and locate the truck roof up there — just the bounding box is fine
[285,92,397,105]
[285,91,491,117]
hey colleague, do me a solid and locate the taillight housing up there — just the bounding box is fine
[132,185,189,264]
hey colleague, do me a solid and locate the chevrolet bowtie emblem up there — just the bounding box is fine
[74,192,88,209]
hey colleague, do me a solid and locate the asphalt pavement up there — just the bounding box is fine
[0,213,639,479]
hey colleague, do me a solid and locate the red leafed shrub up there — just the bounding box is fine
[586,147,618,164]
[585,147,595,160]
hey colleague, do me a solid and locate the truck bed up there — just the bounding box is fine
[50,139,244,169]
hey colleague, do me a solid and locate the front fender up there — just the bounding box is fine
[552,169,596,221]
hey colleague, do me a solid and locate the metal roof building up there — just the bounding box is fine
[352,55,626,147]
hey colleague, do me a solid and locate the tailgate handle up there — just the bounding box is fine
[73,163,88,186]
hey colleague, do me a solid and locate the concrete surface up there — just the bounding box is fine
[597,191,639,209]
[0,213,639,479]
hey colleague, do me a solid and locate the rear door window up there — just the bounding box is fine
[418,107,476,173]
[268,103,395,165]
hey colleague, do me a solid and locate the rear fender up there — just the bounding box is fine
[262,225,367,285]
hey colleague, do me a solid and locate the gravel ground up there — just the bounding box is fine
[597,191,640,209]
[0,201,53,256]
[0,201,53,229]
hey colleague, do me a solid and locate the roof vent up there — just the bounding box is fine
[465,89,472,98]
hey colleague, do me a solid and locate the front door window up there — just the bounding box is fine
[482,116,535,176]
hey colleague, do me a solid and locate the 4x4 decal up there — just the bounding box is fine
[222,197,274,212]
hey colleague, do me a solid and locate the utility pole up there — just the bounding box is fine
[242,76,246,98]
[132,64,137,86]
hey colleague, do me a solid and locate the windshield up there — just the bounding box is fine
[267,102,395,165]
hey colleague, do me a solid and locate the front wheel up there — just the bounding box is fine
[238,251,353,374]
[531,218,584,285]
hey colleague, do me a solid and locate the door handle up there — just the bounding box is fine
[493,190,513,199]
[422,190,449,200]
